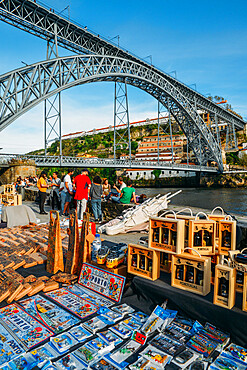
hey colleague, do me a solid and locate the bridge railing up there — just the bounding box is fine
[0,153,218,172]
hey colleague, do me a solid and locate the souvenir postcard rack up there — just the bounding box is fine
[128,243,160,281]
[171,251,211,296]
[213,262,236,309]
[188,215,216,255]
[149,216,185,254]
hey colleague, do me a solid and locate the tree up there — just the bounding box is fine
[152,169,161,179]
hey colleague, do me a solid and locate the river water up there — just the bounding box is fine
[137,187,247,216]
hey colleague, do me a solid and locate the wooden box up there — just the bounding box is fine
[3,184,15,195]
[228,250,247,293]
[171,253,211,296]
[188,219,216,255]
[243,273,247,312]
[128,243,160,281]
[149,217,185,254]
[164,213,195,247]
[218,220,236,256]
[213,264,236,309]
[160,252,172,273]
[1,194,22,206]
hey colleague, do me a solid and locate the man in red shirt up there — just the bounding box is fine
[74,168,91,219]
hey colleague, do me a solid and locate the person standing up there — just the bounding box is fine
[63,169,74,215]
[37,171,48,214]
[74,168,91,220]
[90,175,103,222]
[51,172,61,210]
[59,175,66,215]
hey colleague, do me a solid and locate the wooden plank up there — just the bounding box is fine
[14,283,32,301]
[47,211,64,274]
[65,209,80,274]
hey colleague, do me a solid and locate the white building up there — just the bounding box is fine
[125,169,196,180]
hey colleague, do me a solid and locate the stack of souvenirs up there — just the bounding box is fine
[127,207,247,312]
[0,289,246,369]
[0,184,22,207]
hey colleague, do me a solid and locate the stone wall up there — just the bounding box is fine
[0,161,36,185]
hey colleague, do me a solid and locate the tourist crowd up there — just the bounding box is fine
[36,169,140,222]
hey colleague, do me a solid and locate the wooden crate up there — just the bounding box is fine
[128,243,160,281]
[171,253,211,296]
[228,250,247,293]
[3,184,15,195]
[213,264,236,309]
[218,220,236,256]
[1,194,22,206]
[160,252,172,273]
[188,219,216,255]
[149,217,185,254]
[243,273,247,312]
[164,213,195,248]
[211,255,221,285]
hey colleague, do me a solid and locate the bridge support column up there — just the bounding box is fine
[157,101,174,164]
[44,23,62,161]
[113,79,131,164]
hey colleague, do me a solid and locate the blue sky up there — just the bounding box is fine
[0,0,246,153]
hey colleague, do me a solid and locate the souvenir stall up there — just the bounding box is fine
[0,209,246,369]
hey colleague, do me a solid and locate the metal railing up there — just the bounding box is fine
[0,153,218,173]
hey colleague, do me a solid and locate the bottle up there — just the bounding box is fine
[153,228,159,243]
[194,231,202,247]
[223,231,231,249]
[171,231,177,246]
[203,230,212,246]
[91,234,101,262]
[162,228,169,244]
[219,277,228,298]
[148,259,152,272]
[196,269,204,286]
[176,265,184,280]
[236,271,244,285]
[132,254,137,267]
[140,255,145,270]
[186,266,194,283]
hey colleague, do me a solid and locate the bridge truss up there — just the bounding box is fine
[0,0,245,173]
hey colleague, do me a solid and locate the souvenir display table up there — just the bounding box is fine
[130,272,247,347]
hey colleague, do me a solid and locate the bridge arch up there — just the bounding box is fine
[0,54,223,170]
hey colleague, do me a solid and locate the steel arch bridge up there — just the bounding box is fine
[0,0,245,173]
[0,54,223,170]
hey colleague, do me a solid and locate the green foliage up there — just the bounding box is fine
[152,169,161,179]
